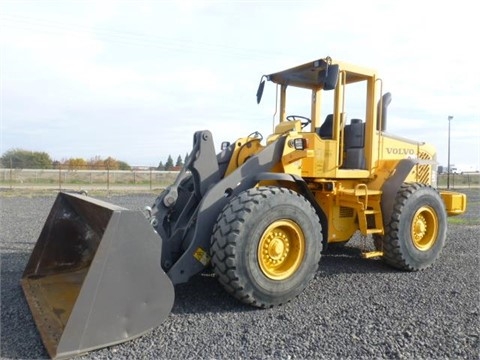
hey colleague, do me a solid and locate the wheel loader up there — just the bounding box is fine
[21,56,467,359]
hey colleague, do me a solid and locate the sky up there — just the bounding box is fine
[1,0,479,169]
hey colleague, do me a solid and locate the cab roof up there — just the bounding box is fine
[267,57,377,89]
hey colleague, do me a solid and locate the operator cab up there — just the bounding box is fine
[256,56,382,175]
[256,56,339,131]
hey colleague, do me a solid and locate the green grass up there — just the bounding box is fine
[448,216,480,226]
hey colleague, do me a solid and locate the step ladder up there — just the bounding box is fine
[338,184,384,259]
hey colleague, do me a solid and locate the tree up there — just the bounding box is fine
[0,148,52,169]
[175,154,183,168]
[104,156,119,170]
[117,161,131,170]
[64,158,87,170]
[164,155,174,171]
[157,161,165,171]
[88,156,106,170]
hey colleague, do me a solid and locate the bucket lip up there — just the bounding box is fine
[59,192,127,211]
[53,327,158,360]
[20,278,62,359]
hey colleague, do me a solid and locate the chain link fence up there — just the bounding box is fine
[1,167,478,192]
[437,172,480,189]
[0,168,179,192]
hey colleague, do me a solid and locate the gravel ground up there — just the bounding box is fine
[1,189,479,360]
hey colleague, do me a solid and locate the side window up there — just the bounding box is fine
[343,80,367,125]
[320,88,335,125]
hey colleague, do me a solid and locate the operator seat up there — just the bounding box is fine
[317,114,333,139]
[343,119,366,169]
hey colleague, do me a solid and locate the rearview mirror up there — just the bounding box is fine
[320,64,339,91]
[256,76,266,104]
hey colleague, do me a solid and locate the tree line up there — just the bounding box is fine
[1,148,187,171]
[0,149,131,170]
[156,154,187,171]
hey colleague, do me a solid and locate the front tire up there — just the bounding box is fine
[210,186,323,308]
[377,183,447,271]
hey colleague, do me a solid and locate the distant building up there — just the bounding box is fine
[439,164,480,174]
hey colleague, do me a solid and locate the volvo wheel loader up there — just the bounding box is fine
[21,56,467,359]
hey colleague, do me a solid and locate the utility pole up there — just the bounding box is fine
[447,115,453,189]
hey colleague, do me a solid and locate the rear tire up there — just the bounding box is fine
[210,186,323,308]
[376,183,447,271]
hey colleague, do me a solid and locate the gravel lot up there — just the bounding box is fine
[1,189,479,360]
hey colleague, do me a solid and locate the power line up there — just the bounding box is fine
[1,13,285,60]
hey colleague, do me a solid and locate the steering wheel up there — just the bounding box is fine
[286,115,311,129]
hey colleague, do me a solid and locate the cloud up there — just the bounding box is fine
[1,1,478,169]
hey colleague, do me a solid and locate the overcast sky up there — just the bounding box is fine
[1,0,478,169]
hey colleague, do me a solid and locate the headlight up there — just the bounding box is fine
[288,138,307,150]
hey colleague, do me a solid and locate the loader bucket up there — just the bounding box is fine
[21,192,175,359]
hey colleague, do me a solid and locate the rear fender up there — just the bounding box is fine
[380,158,417,226]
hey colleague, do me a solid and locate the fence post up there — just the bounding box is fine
[150,168,152,190]
[107,165,110,192]
[9,158,13,189]
[58,165,62,190]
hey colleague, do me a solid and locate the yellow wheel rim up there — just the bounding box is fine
[258,219,305,280]
[411,206,439,251]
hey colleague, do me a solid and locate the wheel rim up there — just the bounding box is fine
[258,219,305,280]
[411,206,439,251]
